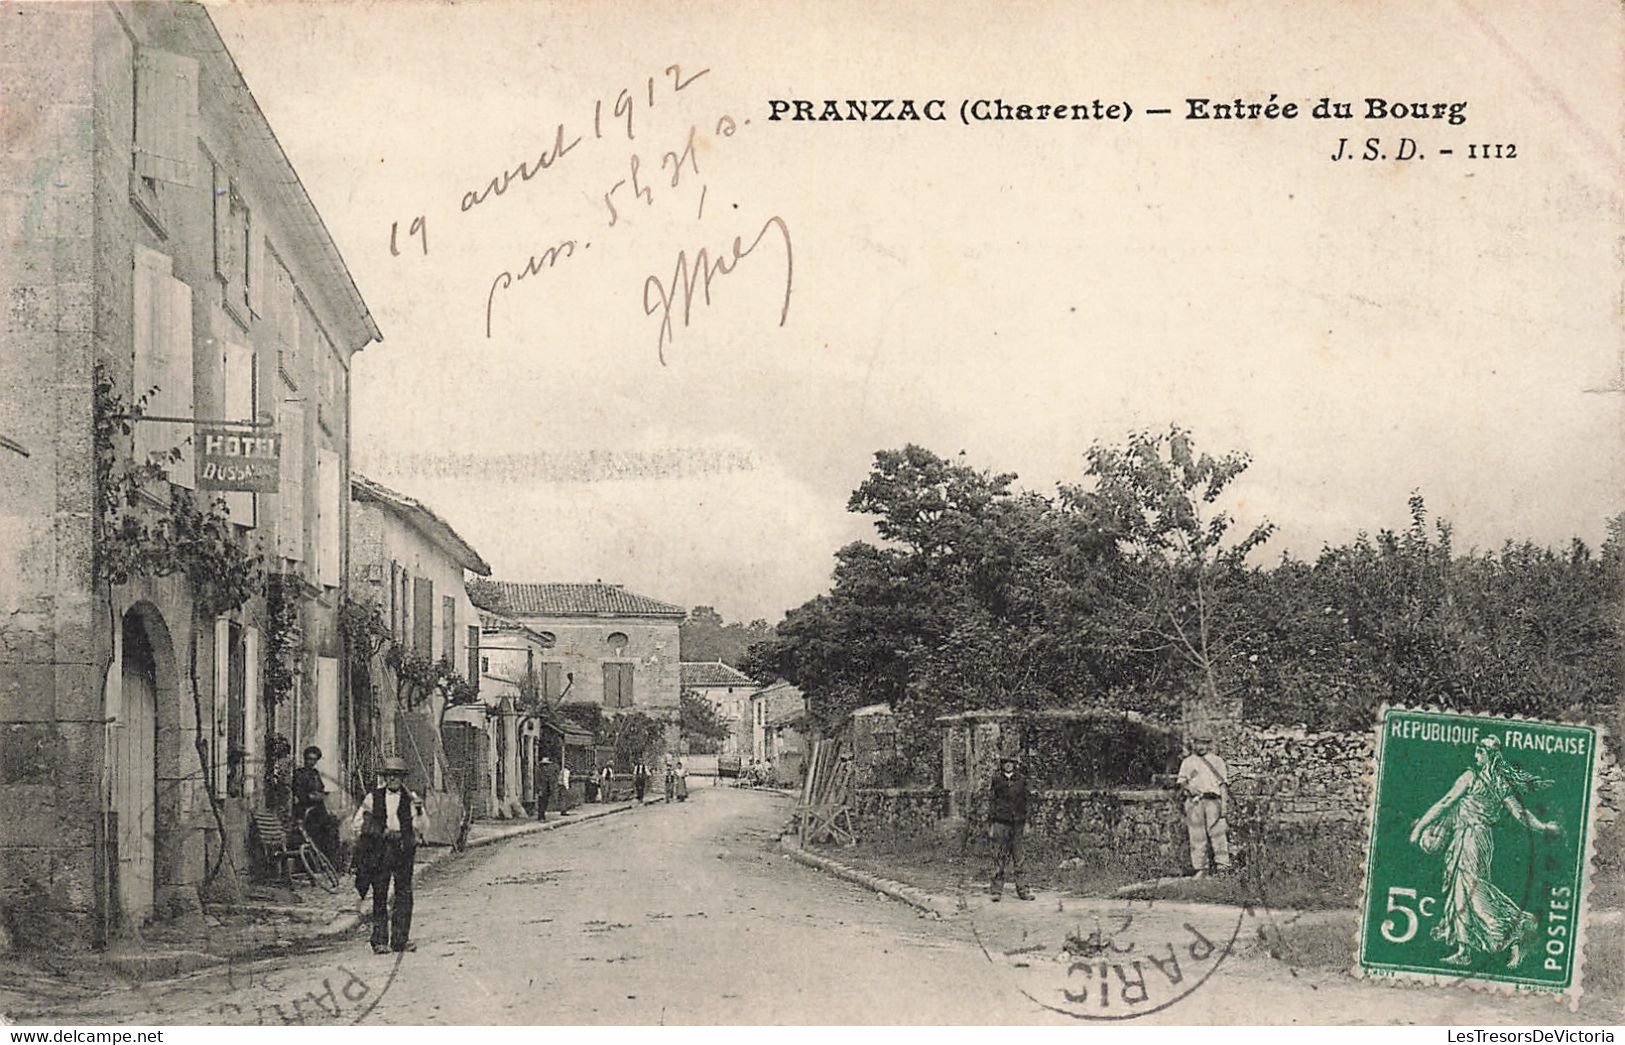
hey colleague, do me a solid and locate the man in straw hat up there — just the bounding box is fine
[1177,731,1231,878]
[351,755,429,953]
[988,754,1034,901]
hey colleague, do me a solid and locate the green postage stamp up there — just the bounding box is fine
[1357,707,1603,1005]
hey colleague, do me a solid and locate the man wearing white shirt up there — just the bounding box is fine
[1176,733,1231,878]
[351,756,429,953]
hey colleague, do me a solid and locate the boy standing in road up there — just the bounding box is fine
[988,755,1033,901]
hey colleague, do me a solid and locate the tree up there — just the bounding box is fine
[1060,425,1275,713]
[680,689,731,753]
[680,605,775,666]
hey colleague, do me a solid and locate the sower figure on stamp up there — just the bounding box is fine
[1408,735,1558,969]
[1178,732,1231,878]
[350,756,429,954]
[988,755,1034,901]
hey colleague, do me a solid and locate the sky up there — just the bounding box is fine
[209,0,1623,624]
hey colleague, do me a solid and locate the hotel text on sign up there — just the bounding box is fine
[196,425,281,492]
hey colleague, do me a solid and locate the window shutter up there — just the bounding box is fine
[543,663,563,704]
[213,617,230,795]
[441,596,456,664]
[315,448,341,585]
[133,250,194,489]
[413,578,434,655]
[620,664,635,708]
[222,341,255,526]
[467,625,480,693]
[212,164,231,280]
[248,225,265,317]
[243,626,259,798]
[165,274,195,489]
[602,663,618,708]
[276,396,304,561]
[131,249,168,469]
[133,48,199,187]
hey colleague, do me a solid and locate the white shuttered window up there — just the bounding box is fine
[132,247,195,489]
[315,448,341,586]
[132,48,199,187]
[276,394,305,561]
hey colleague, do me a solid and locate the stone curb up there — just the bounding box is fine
[778,837,959,919]
[774,838,1426,929]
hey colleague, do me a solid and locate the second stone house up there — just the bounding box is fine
[469,581,685,753]
[680,660,756,757]
[348,475,489,830]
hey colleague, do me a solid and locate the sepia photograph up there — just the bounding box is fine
[0,0,1620,1030]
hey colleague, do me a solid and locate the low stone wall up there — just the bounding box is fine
[852,785,1187,875]
[1028,788,1186,873]
[852,787,949,837]
[853,726,1625,886]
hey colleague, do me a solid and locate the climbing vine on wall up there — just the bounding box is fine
[263,572,305,707]
[92,364,263,610]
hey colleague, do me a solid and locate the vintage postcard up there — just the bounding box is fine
[0,0,1620,1031]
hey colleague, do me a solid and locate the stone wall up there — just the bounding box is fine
[1227,727,1373,826]
[852,787,949,838]
[859,723,1625,887]
[853,786,1186,876]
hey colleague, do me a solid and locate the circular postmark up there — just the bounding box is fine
[968,889,1250,1021]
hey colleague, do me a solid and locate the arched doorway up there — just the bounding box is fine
[114,609,161,928]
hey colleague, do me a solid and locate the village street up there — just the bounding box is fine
[12,787,1612,1026]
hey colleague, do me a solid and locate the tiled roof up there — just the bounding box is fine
[352,475,490,575]
[472,581,685,619]
[680,661,756,688]
[477,609,554,647]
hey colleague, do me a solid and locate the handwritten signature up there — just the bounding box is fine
[642,215,793,365]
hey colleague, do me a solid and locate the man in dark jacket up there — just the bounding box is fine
[988,755,1033,901]
[291,745,339,866]
[536,757,556,821]
[349,756,428,953]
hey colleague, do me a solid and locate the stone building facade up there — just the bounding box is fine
[468,581,685,752]
[0,2,378,948]
[477,607,552,817]
[348,476,489,803]
[679,660,755,756]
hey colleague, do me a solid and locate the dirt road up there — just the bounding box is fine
[15,788,1616,1025]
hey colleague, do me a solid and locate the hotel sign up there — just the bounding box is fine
[196,425,280,492]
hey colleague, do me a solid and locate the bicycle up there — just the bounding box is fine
[293,806,341,893]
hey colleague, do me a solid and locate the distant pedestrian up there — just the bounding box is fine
[559,765,573,814]
[1178,732,1231,877]
[988,755,1033,901]
[536,757,555,821]
[664,761,676,801]
[675,760,689,802]
[350,756,428,954]
[633,762,649,802]
[600,765,615,803]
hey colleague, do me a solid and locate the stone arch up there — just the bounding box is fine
[109,601,183,932]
